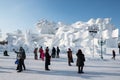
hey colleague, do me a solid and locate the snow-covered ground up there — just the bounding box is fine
[0,52,120,80]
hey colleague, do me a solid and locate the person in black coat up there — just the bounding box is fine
[3,50,9,56]
[76,49,85,73]
[56,46,60,58]
[34,48,38,60]
[20,47,26,70]
[112,50,116,60]
[51,47,56,58]
[45,47,51,71]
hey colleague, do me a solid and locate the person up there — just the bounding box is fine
[39,46,45,61]
[34,48,38,60]
[112,50,116,60]
[51,47,56,58]
[3,50,9,56]
[45,47,51,71]
[76,49,85,73]
[13,47,26,72]
[20,47,26,70]
[56,46,60,58]
[39,47,42,58]
[67,48,74,66]
[13,48,21,72]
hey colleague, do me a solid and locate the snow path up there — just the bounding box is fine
[0,53,120,80]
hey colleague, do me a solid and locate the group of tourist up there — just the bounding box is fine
[5,45,117,74]
[33,46,45,60]
[33,46,60,60]
[12,46,86,74]
[33,46,60,71]
[67,48,85,73]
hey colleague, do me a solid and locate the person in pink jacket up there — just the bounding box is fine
[39,46,45,61]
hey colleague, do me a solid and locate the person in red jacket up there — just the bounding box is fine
[39,46,45,61]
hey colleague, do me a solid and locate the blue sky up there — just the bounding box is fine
[0,0,120,36]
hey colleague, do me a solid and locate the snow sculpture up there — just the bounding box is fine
[0,18,118,57]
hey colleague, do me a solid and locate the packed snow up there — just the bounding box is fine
[0,51,120,80]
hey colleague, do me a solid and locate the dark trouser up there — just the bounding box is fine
[45,61,50,70]
[68,59,71,66]
[45,64,49,70]
[45,62,49,70]
[34,53,38,59]
[57,52,59,58]
[17,59,22,71]
[78,66,83,73]
[17,59,26,70]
